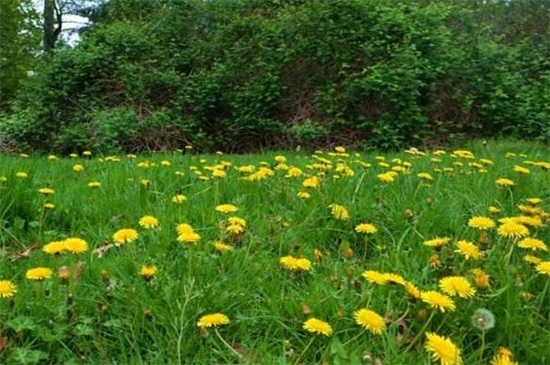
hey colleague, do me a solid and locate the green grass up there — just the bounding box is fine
[0,140,549,364]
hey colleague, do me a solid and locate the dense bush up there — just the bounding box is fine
[1,0,548,153]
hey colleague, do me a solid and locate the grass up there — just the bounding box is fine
[0,140,549,364]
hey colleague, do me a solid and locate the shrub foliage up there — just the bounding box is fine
[1,0,549,152]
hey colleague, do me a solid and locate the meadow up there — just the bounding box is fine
[0,140,549,365]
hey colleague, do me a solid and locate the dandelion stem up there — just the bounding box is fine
[479,329,486,362]
[214,328,242,359]
[405,310,435,352]
[300,337,316,357]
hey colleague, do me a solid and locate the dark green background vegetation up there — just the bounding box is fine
[1,0,549,153]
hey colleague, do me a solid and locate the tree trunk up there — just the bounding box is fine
[43,0,62,54]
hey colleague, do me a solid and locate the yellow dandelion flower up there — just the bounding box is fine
[197,313,230,328]
[26,267,53,281]
[469,268,491,289]
[279,256,312,272]
[303,318,332,336]
[377,172,395,183]
[16,171,28,178]
[214,241,233,253]
[44,203,55,209]
[518,237,547,251]
[329,203,350,220]
[212,169,226,178]
[0,280,17,298]
[139,215,159,229]
[38,187,55,195]
[491,348,518,365]
[421,291,456,312]
[297,191,311,199]
[423,237,451,248]
[43,240,66,255]
[385,273,406,285]
[535,261,550,276]
[286,167,303,177]
[425,332,462,365]
[172,194,187,204]
[526,198,542,205]
[177,231,201,244]
[513,165,530,174]
[488,206,501,214]
[302,176,321,188]
[335,146,346,153]
[355,223,378,234]
[88,181,101,188]
[439,276,476,298]
[139,265,157,279]
[353,308,386,335]
[215,204,238,213]
[455,240,483,260]
[64,237,88,254]
[497,222,529,239]
[113,229,139,244]
[496,178,514,187]
[226,224,245,235]
[73,164,84,172]
[362,270,389,285]
[468,216,496,230]
[404,281,422,299]
[417,172,433,180]
[523,255,541,265]
[227,216,246,227]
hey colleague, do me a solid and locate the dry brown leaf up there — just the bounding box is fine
[9,244,39,262]
[301,304,311,315]
[93,243,114,257]
[0,335,7,353]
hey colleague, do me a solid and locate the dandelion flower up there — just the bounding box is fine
[88,181,101,188]
[329,204,350,220]
[226,224,245,235]
[421,291,456,312]
[355,223,378,234]
[139,265,157,279]
[64,237,88,254]
[113,229,139,244]
[26,267,53,281]
[491,348,518,365]
[439,276,476,298]
[43,240,66,255]
[423,237,451,248]
[303,318,332,336]
[303,176,321,188]
[362,270,389,285]
[353,308,386,335]
[513,165,530,174]
[377,172,395,183]
[469,268,491,289]
[468,216,496,230]
[535,261,550,276]
[497,223,529,239]
[424,332,462,365]
[215,204,238,213]
[73,164,84,172]
[417,172,433,180]
[0,280,17,298]
[488,206,501,214]
[526,198,542,205]
[523,255,541,265]
[517,237,547,251]
[471,308,495,330]
[404,281,422,300]
[496,178,514,187]
[297,191,311,199]
[280,256,312,272]
[139,215,159,229]
[38,188,55,195]
[197,313,230,328]
[177,231,201,244]
[16,172,28,178]
[214,241,233,253]
[172,194,187,204]
[455,240,483,260]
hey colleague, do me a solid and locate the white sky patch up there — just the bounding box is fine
[32,0,91,45]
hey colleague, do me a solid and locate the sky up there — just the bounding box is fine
[32,0,90,45]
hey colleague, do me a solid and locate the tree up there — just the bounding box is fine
[0,0,40,110]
